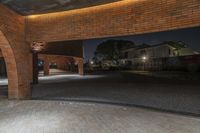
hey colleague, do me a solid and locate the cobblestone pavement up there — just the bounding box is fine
[32,71,200,115]
[0,100,199,133]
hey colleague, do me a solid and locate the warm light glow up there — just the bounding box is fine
[28,15,41,19]
[27,0,141,18]
[31,42,46,52]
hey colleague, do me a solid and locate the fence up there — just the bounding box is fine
[126,54,200,71]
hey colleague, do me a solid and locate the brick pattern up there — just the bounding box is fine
[39,54,73,74]
[0,5,31,99]
[38,54,84,75]
[26,0,200,42]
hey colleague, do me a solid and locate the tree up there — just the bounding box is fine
[95,40,135,61]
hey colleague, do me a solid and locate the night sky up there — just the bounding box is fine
[84,27,200,61]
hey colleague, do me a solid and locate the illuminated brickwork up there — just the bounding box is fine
[38,54,84,75]
[0,5,32,99]
[26,0,200,42]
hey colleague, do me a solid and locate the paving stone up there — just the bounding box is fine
[0,100,199,133]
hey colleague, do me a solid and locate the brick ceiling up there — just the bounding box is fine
[0,0,121,15]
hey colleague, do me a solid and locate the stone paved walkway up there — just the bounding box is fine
[0,100,199,133]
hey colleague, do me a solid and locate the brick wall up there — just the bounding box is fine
[38,54,83,75]
[38,54,74,71]
[26,0,200,42]
[0,4,31,99]
[42,41,83,58]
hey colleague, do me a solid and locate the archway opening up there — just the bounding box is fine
[0,49,8,98]
[38,54,78,76]
[32,27,200,115]
[31,40,84,85]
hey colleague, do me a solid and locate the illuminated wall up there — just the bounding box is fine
[26,0,200,42]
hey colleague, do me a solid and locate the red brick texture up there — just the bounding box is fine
[26,0,200,42]
[38,54,84,75]
[1,0,200,99]
[0,5,32,99]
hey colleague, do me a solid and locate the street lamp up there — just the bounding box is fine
[90,61,94,65]
[142,56,148,70]
[142,56,147,62]
[31,41,46,52]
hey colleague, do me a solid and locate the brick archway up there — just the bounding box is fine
[0,30,31,99]
[0,30,19,98]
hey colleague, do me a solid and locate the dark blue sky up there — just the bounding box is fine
[83,27,200,60]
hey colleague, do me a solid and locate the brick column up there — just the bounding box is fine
[78,58,84,75]
[43,56,50,75]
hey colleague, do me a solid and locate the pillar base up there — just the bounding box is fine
[78,58,84,76]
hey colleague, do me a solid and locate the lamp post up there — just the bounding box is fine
[142,56,147,70]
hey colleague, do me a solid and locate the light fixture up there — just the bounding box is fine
[142,56,147,60]
[31,41,46,52]
[90,61,94,65]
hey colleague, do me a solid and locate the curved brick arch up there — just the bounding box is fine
[0,30,20,98]
[0,29,31,99]
[0,5,32,99]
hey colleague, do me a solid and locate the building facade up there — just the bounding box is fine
[120,42,200,70]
